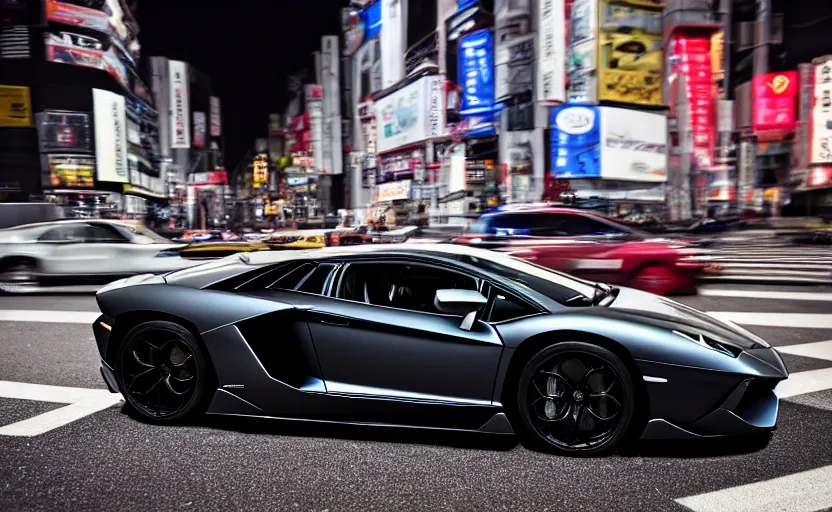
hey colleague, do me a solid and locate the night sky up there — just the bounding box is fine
[136,0,344,172]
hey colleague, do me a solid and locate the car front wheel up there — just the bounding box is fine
[516,341,635,456]
[116,320,210,424]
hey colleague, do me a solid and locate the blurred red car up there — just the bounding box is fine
[454,207,711,296]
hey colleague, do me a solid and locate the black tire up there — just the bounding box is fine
[116,320,209,424]
[515,341,635,457]
[0,258,38,288]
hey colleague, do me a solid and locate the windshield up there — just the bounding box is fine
[449,251,597,305]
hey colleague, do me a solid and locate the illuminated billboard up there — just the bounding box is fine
[597,1,663,106]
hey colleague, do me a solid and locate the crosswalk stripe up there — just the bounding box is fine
[775,368,832,399]
[0,310,99,324]
[777,340,832,361]
[707,312,832,329]
[675,464,832,512]
[699,289,832,301]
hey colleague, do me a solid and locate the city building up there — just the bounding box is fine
[148,57,227,229]
[0,0,163,218]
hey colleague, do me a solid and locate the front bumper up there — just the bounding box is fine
[639,347,788,439]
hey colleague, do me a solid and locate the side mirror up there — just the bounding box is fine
[434,289,488,331]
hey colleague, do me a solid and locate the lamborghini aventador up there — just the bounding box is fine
[92,244,788,456]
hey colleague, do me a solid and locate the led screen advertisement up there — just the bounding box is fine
[210,96,221,137]
[44,31,128,88]
[549,105,601,178]
[375,75,445,153]
[344,0,381,56]
[458,29,500,137]
[44,154,95,189]
[752,71,797,134]
[667,32,714,169]
[92,88,128,184]
[550,105,667,182]
[35,110,92,153]
[597,0,663,106]
[193,111,206,148]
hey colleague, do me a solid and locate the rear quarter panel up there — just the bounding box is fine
[96,284,294,334]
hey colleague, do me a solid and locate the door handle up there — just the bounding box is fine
[308,311,350,327]
[320,318,350,327]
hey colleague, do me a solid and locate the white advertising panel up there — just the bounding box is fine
[321,35,343,174]
[168,60,191,148]
[92,88,128,183]
[376,179,412,202]
[306,84,324,172]
[210,96,221,137]
[811,58,832,164]
[537,0,566,102]
[600,107,667,182]
[375,75,445,154]
[380,0,405,88]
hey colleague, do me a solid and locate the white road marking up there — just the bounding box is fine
[675,464,832,512]
[775,368,832,400]
[699,289,832,302]
[0,310,99,324]
[777,340,832,362]
[0,380,122,437]
[706,312,832,329]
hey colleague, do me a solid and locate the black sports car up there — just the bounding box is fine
[92,244,788,456]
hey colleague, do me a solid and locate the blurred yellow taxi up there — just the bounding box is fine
[178,241,270,260]
[263,230,327,250]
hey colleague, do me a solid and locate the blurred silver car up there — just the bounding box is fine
[0,220,200,286]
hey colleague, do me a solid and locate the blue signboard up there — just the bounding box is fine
[458,0,479,9]
[459,29,494,116]
[549,105,601,178]
[363,0,381,40]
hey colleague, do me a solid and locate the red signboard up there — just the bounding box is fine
[753,71,798,133]
[671,33,714,169]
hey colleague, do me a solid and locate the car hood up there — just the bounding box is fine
[604,287,770,350]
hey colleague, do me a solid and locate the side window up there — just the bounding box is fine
[268,262,316,290]
[337,262,479,314]
[85,224,128,242]
[563,216,626,236]
[38,224,87,242]
[482,283,540,323]
[491,214,569,236]
[489,291,539,323]
[296,263,338,295]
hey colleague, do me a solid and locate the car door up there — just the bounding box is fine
[35,223,122,276]
[275,258,506,405]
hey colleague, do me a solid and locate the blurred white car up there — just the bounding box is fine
[0,219,200,286]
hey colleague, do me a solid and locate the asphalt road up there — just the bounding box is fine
[1,285,832,511]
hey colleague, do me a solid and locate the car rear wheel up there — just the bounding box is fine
[516,342,635,456]
[116,320,209,424]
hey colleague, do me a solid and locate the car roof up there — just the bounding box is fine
[483,207,591,217]
[242,243,502,266]
[1,218,135,232]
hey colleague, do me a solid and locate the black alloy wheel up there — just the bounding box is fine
[116,321,209,423]
[516,342,635,456]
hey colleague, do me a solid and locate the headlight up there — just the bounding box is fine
[673,330,743,357]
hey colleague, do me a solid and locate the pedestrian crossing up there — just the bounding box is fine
[673,287,832,512]
[697,242,832,285]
